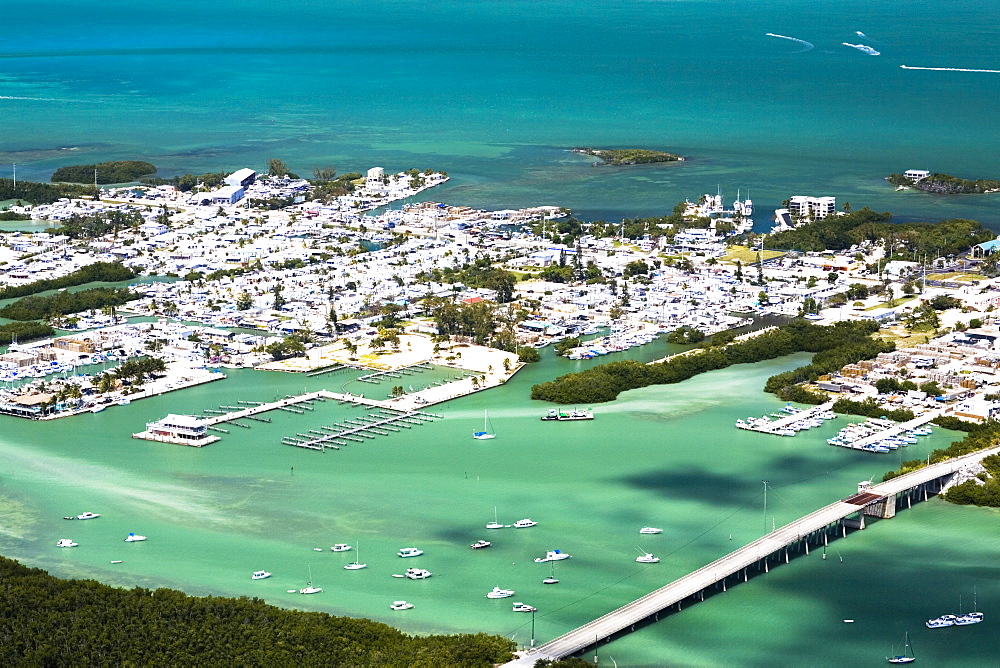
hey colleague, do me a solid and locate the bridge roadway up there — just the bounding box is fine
[506,444,1000,664]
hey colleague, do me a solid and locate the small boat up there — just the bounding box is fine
[473,409,496,440]
[512,602,537,613]
[397,547,423,558]
[331,544,352,552]
[390,600,414,611]
[543,560,559,584]
[636,553,660,563]
[251,571,272,580]
[344,543,366,570]
[534,549,571,563]
[110,560,122,564]
[513,518,537,528]
[124,533,146,542]
[887,632,916,664]
[487,586,515,599]
[300,566,322,594]
[471,539,492,550]
[312,548,323,552]
[90,404,106,413]
[639,527,663,534]
[925,614,956,629]
[77,512,100,520]
[954,612,983,625]
[56,538,78,548]
[486,506,504,530]
[404,568,432,580]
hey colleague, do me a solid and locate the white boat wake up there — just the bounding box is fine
[765,33,814,53]
[856,31,868,39]
[901,65,1000,73]
[842,42,880,56]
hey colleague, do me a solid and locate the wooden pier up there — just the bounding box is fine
[504,445,1000,664]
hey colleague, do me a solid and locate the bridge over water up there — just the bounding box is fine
[505,445,999,665]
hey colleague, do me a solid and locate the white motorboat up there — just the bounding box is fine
[397,547,423,558]
[486,587,515,599]
[512,602,537,613]
[534,549,570,563]
[251,571,272,580]
[404,568,432,580]
[512,518,537,528]
[639,527,663,534]
[636,553,660,563]
[90,404,106,413]
[77,512,100,520]
[925,614,956,628]
[299,583,323,594]
[331,543,352,552]
[124,533,147,542]
[471,539,491,550]
[390,600,414,611]
[56,538,78,548]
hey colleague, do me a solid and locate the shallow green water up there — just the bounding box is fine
[1,342,996,665]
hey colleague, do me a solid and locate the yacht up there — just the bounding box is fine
[299,583,323,594]
[77,512,100,520]
[512,602,537,613]
[534,549,570,563]
[343,561,367,570]
[541,408,595,421]
[251,571,272,580]
[390,600,414,610]
[330,544,352,552]
[404,568,432,580]
[470,540,492,550]
[486,586,515,599]
[925,614,956,628]
[513,518,538,528]
[124,533,147,542]
[56,538,78,548]
[397,547,424,558]
[954,612,983,625]
[639,527,663,534]
[636,553,660,563]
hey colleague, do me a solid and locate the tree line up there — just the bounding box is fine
[530,320,886,404]
[0,177,95,205]
[0,261,136,300]
[51,161,157,184]
[0,321,54,344]
[0,555,515,666]
[0,287,139,321]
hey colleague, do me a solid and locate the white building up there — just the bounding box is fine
[788,195,837,220]
[225,168,257,189]
[903,170,931,182]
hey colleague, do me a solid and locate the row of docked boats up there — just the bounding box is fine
[541,408,593,421]
[827,419,932,453]
[734,404,837,436]
[925,611,984,628]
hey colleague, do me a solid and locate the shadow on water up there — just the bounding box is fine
[619,467,760,502]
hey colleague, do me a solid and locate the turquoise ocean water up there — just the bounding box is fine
[2,1,1000,664]
[3,0,1000,227]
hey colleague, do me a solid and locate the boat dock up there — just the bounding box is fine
[503,444,1000,665]
[737,400,836,436]
[280,408,441,452]
[829,409,942,453]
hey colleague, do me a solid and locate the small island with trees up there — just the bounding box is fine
[888,171,1000,194]
[573,147,684,165]
[52,160,157,184]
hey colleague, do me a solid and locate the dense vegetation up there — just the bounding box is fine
[0,210,31,221]
[889,172,1000,194]
[416,255,518,303]
[144,170,227,191]
[573,147,684,165]
[0,262,136,300]
[0,287,139,321]
[830,398,915,422]
[0,321,54,344]
[0,178,95,205]
[531,320,884,404]
[767,207,993,255]
[46,208,147,240]
[52,161,157,184]
[0,555,515,666]
[883,420,1000,507]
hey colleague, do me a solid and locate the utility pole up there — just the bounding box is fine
[762,480,769,535]
[11,163,15,189]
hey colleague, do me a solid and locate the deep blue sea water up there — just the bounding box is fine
[3,0,1000,227]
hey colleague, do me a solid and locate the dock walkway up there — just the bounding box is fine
[737,400,836,436]
[505,444,1000,664]
[830,409,942,452]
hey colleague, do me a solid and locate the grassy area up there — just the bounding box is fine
[865,295,917,311]
[722,245,784,264]
[875,324,934,347]
[926,272,985,282]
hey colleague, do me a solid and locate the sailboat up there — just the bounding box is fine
[543,559,559,584]
[473,409,496,440]
[886,632,915,664]
[486,506,504,530]
[299,565,322,594]
[344,542,367,570]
